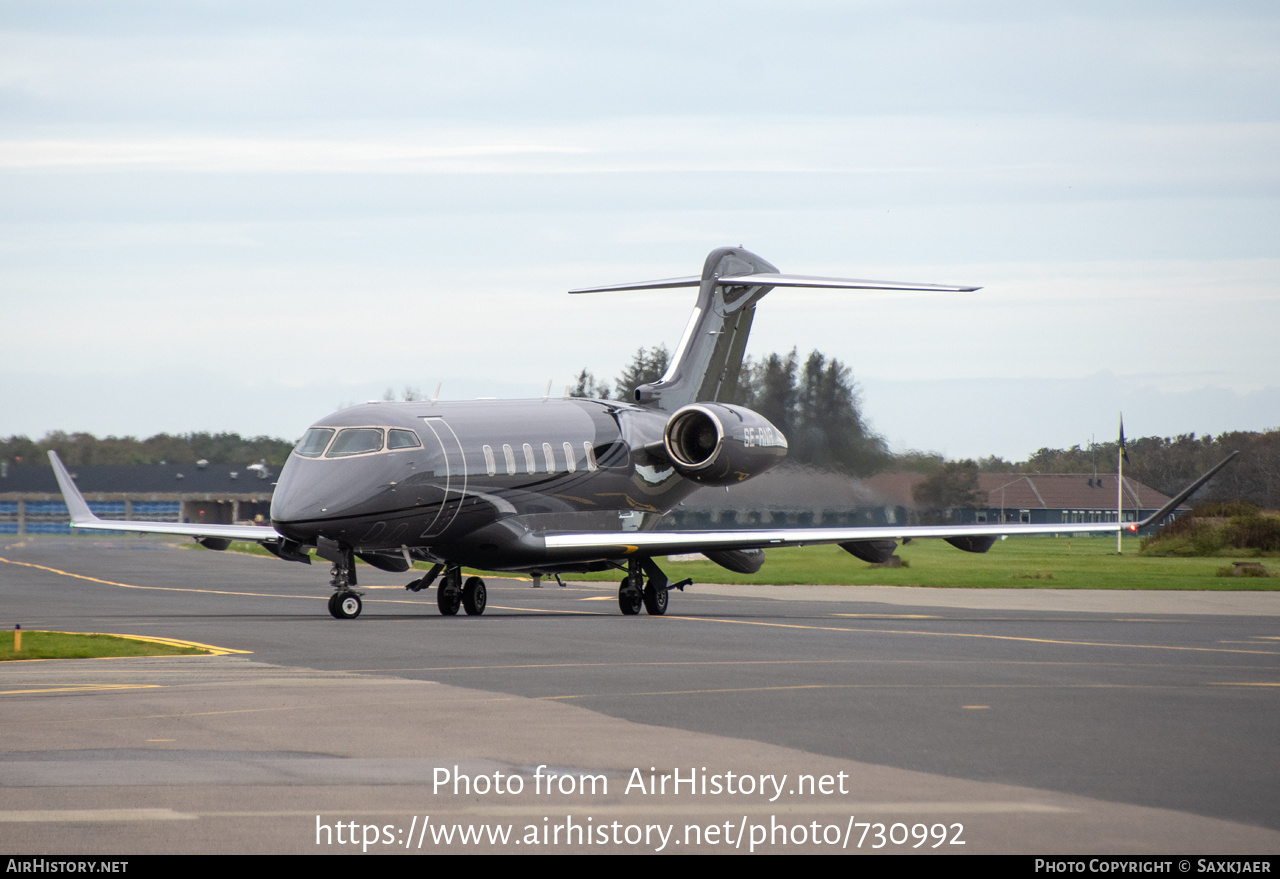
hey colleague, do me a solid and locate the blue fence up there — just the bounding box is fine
[0,501,180,534]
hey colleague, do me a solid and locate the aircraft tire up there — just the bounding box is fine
[333,592,362,619]
[642,581,668,616]
[327,593,342,618]
[438,586,461,616]
[462,577,487,616]
[618,577,642,615]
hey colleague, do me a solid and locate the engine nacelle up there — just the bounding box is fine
[662,403,787,486]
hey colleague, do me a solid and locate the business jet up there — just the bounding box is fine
[48,247,1237,620]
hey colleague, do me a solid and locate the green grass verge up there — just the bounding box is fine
[217,535,1279,589]
[1,631,212,661]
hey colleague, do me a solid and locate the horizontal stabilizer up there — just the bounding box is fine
[719,273,980,293]
[570,276,700,294]
[579,247,982,411]
[570,272,979,294]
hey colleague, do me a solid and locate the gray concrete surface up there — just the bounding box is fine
[2,535,1278,854]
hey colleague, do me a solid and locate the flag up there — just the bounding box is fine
[1119,416,1130,464]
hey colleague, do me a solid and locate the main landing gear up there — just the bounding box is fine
[619,573,643,615]
[618,558,689,616]
[406,564,487,617]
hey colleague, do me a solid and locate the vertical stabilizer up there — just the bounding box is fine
[634,247,779,412]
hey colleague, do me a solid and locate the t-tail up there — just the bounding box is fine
[571,246,981,412]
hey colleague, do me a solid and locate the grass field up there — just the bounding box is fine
[214,535,1278,590]
[643,537,1278,590]
[1,631,212,661]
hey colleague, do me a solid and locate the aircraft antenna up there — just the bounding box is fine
[431,383,441,404]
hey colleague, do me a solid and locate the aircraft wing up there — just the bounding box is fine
[48,451,284,543]
[546,520,1121,555]
[544,452,1240,557]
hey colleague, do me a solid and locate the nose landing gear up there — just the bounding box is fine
[328,591,363,619]
[320,539,364,619]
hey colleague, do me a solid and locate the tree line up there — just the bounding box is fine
[911,430,1280,513]
[0,431,296,468]
[6,355,1277,509]
[1005,431,1279,509]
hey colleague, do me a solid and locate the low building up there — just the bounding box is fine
[859,471,1186,533]
[662,467,1186,535]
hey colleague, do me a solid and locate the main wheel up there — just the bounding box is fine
[328,593,342,618]
[462,576,487,616]
[643,581,668,616]
[333,592,362,619]
[437,585,461,616]
[618,577,642,615]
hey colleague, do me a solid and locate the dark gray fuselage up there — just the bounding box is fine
[269,398,697,572]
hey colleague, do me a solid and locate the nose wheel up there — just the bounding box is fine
[328,591,363,619]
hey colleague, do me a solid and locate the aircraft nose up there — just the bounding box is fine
[269,465,326,541]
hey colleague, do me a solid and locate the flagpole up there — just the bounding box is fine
[1117,414,1124,554]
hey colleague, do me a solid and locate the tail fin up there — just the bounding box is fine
[570,247,979,412]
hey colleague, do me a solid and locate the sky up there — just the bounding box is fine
[2,1,1277,461]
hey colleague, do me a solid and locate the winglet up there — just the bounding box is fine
[1135,451,1241,530]
[48,451,99,527]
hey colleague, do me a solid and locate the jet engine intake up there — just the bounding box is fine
[662,403,787,485]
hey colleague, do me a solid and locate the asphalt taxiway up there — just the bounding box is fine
[2,535,1278,854]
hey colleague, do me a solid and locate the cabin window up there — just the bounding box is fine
[483,445,496,477]
[584,441,598,472]
[295,428,334,458]
[388,429,422,450]
[326,428,384,457]
[542,443,555,472]
[503,444,516,475]
[563,442,576,472]
[522,443,536,474]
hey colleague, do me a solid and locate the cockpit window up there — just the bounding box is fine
[388,429,422,450]
[295,428,335,458]
[326,428,384,457]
